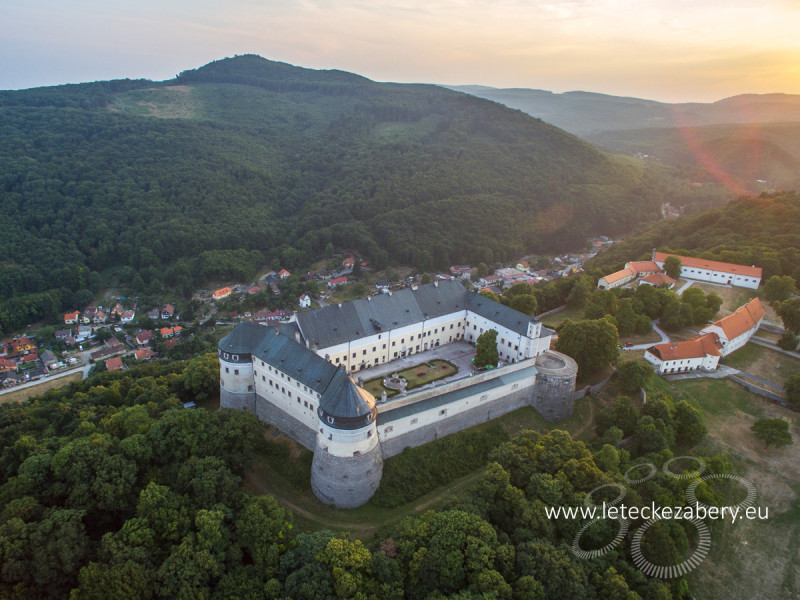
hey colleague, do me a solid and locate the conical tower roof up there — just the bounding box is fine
[319,367,376,430]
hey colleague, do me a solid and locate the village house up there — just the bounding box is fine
[64,311,80,325]
[120,310,135,324]
[105,357,124,371]
[299,293,311,308]
[135,348,155,360]
[161,304,175,320]
[449,265,472,279]
[93,311,108,324]
[278,269,291,279]
[327,276,348,289]
[136,330,154,346]
[213,287,232,300]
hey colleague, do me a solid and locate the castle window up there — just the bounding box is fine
[234,369,239,375]
[225,367,229,373]
[515,345,518,350]
[367,430,373,437]
[304,401,308,408]
[382,343,386,349]
[262,375,265,381]
[439,409,447,416]
[248,385,253,391]
[269,380,273,386]
[282,387,285,394]
[233,355,238,361]
[363,349,367,355]
[410,418,418,425]
[335,357,340,363]
[392,341,396,346]
[372,346,376,352]
[450,324,453,329]
[352,352,356,358]
[410,335,414,340]
[288,391,292,398]
[393,352,398,358]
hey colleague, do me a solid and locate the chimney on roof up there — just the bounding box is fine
[367,296,371,301]
[338,303,342,308]
[295,331,301,344]
[305,338,310,349]
[434,280,439,287]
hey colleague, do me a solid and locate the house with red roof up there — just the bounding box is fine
[327,276,348,289]
[213,287,232,300]
[135,348,155,360]
[645,298,765,374]
[278,269,291,279]
[105,357,124,371]
[64,311,80,325]
[136,330,154,346]
[652,252,762,289]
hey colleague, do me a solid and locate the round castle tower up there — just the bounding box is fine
[218,323,261,413]
[532,349,578,421]
[311,369,383,508]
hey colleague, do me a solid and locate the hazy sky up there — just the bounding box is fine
[2,0,799,102]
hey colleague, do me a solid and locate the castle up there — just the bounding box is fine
[218,279,577,508]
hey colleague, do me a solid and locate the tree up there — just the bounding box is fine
[751,418,793,448]
[778,331,799,352]
[616,359,652,393]
[786,373,800,410]
[775,298,800,333]
[554,318,618,379]
[510,294,537,316]
[659,300,685,332]
[763,275,797,304]
[180,353,220,402]
[673,401,706,446]
[663,255,682,279]
[475,330,499,368]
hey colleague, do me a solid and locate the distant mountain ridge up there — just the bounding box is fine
[448,85,800,136]
[0,54,663,335]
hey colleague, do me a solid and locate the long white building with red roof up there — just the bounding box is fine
[645,297,765,374]
[652,252,762,289]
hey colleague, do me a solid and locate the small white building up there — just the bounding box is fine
[299,294,311,308]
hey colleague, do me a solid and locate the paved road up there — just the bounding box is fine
[0,363,91,397]
[623,321,670,351]
[664,364,740,381]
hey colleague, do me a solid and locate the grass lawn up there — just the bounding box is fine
[0,372,83,405]
[660,376,800,599]
[686,281,781,324]
[722,343,800,387]
[539,305,585,329]
[363,359,458,398]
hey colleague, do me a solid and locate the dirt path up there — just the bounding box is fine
[571,398,596,440]
[244,466,488,538]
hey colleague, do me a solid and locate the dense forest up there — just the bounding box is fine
[1,54,669,334]
[0,355,735,599]
[587,191,800,281]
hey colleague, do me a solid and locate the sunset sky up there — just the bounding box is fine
[2,0,799,102]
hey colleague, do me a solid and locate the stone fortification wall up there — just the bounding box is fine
[380,386,532,458]
[311,440,383,508]
[220,388,256,413]
[532,350,578,421]
[254,394,316,451]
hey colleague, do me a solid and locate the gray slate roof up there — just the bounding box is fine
[220,322,376,420]
[251,328,339,395]
[219,320,270,355]
[296,279,535,348]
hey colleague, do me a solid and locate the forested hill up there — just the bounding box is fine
[587,191,800,281]
[1,54,657,333]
